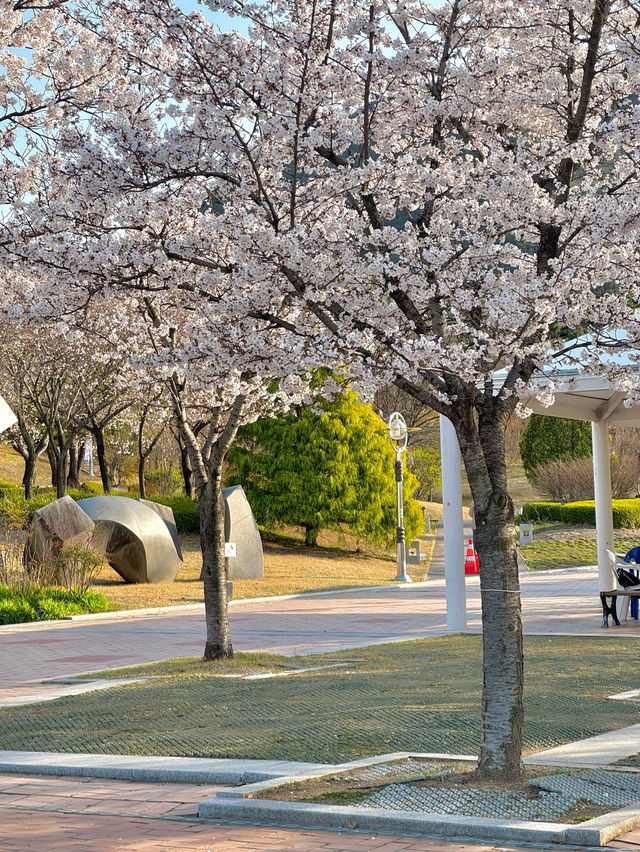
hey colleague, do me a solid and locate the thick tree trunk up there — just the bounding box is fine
[198,468,233,660]
[67,443,83,490]
[54,447,68,499]
[458,413,523,778]
[304,523,318,547]
[474,494,523,778]
[93,427,111,494]
[22,453,37,500]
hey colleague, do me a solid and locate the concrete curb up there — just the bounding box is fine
[197,751,640,848]
[2,748,639,846]
[198,788,640,847]
[0,750,330,785]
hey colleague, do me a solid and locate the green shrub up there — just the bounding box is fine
[149,495,199,533]
[144,467,183,497]
[0,584,110,624]
[522,498,640,528]
[0,596,36,624]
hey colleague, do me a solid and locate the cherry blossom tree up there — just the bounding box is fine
[107,0,638,777]
[4,0,640,776]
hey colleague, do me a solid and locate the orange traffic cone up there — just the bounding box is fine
[465,538,479,575]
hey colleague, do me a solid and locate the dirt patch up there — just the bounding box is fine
[561,800,611,822]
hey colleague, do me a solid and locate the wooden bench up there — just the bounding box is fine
[600,589,640,627]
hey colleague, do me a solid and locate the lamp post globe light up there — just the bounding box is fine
[388,412,412,583]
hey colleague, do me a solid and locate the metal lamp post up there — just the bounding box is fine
[388,412,412,583]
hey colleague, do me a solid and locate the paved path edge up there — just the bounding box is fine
[0,581,437,633]
[0,750,330,784]
[0,749,433,785]
[197,795,640,847]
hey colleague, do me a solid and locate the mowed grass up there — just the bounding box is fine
[91,530,437,610]
[1,636,639,763]
[522,535,639,571]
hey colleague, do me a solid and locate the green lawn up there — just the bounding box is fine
[2,636,639,763]
[522,535,639,571]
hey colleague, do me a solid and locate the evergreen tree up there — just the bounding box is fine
[226,391,423,547]
[519,414,592,480]
[407,446,441,501]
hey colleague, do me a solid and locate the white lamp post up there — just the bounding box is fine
[388,412,412,583]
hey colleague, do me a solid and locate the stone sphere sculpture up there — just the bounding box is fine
[77,496,182,583]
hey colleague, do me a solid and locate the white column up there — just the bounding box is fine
[592,420,615,591]
[440,414,466,630]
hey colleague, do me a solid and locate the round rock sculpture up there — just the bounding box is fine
[77,496,182,583]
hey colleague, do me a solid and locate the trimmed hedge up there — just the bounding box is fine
[149,495,199,534]
[522,498,640,528]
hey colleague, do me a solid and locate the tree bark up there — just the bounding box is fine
[198,467,233,660]
[46,442,57,488]
[66,442,84,490]
[93,427,111,493]
[138,453,146,499]
[304,523,319,547]
[179,440,193,498]
[54,447,68,499]
[22,453,37,500]
[457,408,523,778]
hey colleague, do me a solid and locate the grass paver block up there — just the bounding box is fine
[2,636,640,763]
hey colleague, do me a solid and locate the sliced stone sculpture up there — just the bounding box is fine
[222,484,264,580]
[140,499,183,560]
[29,495,95,562]
[77,496,182,583]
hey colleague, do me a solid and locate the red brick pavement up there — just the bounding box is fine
[0,774,637,851]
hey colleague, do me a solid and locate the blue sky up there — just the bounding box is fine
[173,0,249,34]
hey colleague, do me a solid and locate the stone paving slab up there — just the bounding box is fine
[525,724,640,769]
[0,751,329,784]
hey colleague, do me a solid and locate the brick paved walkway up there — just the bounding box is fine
[0,773,620,851]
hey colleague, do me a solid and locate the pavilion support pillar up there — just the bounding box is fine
[440,415,466,631]
[592,419,615,591]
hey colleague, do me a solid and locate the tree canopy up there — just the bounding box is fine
[3,0,640,777]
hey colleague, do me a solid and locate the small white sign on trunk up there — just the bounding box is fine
[224,542,237,558]
[0,395,17,434]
